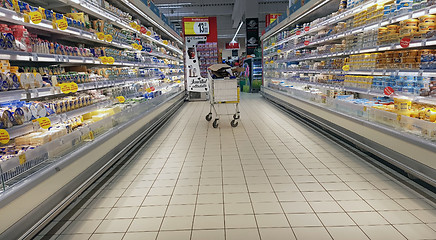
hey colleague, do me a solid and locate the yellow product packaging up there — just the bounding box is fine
[400,19,419,27]
[394,97,412,113]
[419,15,436,23]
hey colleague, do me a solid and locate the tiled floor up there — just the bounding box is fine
[36,94,436,240]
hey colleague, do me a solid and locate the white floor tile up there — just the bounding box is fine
[39,95,436,240]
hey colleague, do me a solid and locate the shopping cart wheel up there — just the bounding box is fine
[231,119,238,127]
[213,119,219,128]
[233,114,240,120]
[205,113,212,121]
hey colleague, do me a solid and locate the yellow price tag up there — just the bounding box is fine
[19,154,26,165]
[146,88,152,93]
[272,42,276,46]
[89,131,94,140]
[0,129,10,144]
[37,117,51,129]
[57,18,68,30]
[277,49,281,53]
[135,25,141,31]
[100,57,108,64]
[107,57,115,64]
[60,83,71,94]
[117,96,125,103]
[132,43,138,49]
[270,61,274,64]
[130,22,137,29]
[105,34,113,42]
[163,40,168,45]
[176,80,181,83]
[146,31,152,36]
[70,82,78,93]
[342,65,350,71]
[97,32,105,40]
[29,11,42,24]
[137,45,143,51]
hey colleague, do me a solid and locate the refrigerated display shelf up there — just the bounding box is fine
[269,77,436,104]
[0,6,137,51]
[270,35,436,65]
[268,68,436,77]
[0,49,169,68]
[0,76,159,103]
[262,0,386,47]
[264,3,436,55]
[75,0,183,55]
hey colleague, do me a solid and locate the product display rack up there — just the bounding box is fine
[261,0,436,186]
[243,58,263,93]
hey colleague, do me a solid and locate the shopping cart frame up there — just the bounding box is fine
[205,71,240,128]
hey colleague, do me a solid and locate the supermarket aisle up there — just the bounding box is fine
[38,94,436,240]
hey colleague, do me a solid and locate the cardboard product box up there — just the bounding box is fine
[208,64,232,78]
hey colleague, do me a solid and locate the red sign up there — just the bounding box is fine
[304,26,310,32]
[384,87,395,96]
[296,30,301,35]
[150,86,155,91]
[304,41,310,46]
[400,37,411,48]
[140,26,147,34]
[225,42,240,49]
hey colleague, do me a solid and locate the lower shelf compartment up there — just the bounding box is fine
[261,87,436,188]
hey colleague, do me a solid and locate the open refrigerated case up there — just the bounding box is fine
[0,0,185,239]
[261,0,436,187]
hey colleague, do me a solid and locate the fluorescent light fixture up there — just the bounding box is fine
[231,21,244,43]
[155,3,192,6]
[120,0,183,45]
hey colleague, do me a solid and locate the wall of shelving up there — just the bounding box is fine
[261,0,436,185]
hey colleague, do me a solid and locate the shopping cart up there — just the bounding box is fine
[205,67,240,128]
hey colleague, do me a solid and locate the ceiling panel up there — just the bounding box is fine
[153,0,288,40]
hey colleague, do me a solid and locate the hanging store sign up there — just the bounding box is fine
[246,18,259,55]
[184,18,210,35]
[225,42,240,49]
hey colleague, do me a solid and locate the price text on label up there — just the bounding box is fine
[184,21,209,35]
[57,19,68,30]
[70,82,79,93]
[0,129,10,144]
[60,83,71,94]
[30,11,42,24]
[37,117,51,129]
